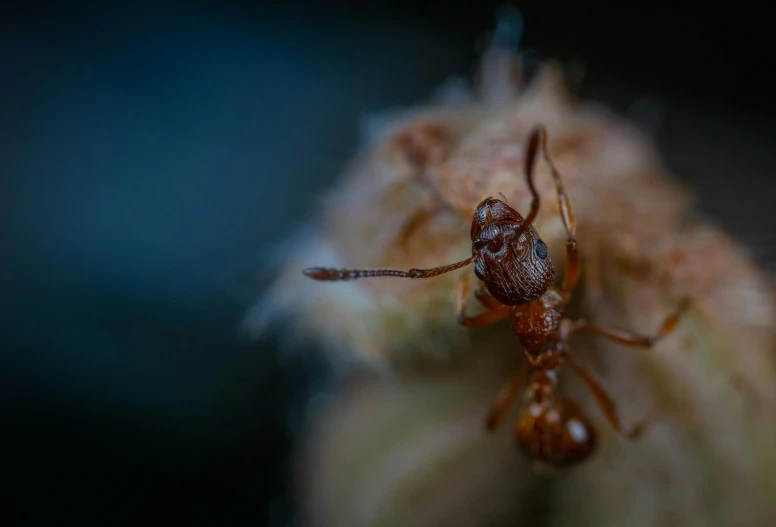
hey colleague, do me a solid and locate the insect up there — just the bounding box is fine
[302,124,689,467]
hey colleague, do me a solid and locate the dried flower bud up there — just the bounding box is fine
[248,44,776,527]
[545,222,776,527]
[247,57,691,367]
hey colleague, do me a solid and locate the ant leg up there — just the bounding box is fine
[560,239,581,307]
[519,125,579,306]
[458,306,511,329]
[474,282,504,310]
[535,125,579,305]
[564,350,651,438]
[485,363,528,431]
[567,298,690,348]
[457,273,511,328]
[534,125,576,241]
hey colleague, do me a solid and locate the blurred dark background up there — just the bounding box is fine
[2,2,773,525]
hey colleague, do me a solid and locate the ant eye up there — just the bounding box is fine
[535,239,548,259]
[487,238,503,252]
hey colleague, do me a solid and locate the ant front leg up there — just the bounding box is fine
[536,125,580,306]
[521,125,580,306]
[560,238,580,307]
[474,281,503,310]
[566,298,690,348]
[456,273,511,328]
[564,349,651,438]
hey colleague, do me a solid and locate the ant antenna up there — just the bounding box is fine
[512,125,576,242]
[303,255,476,282]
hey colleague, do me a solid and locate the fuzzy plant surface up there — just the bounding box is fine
[248,44,776,527]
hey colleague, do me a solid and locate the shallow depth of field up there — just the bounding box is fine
[4,3,775,526]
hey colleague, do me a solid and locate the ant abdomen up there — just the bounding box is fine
[515,398,596,468]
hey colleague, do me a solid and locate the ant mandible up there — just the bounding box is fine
[302,124,690,468]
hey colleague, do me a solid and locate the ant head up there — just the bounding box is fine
[470,197,555,306]
[515,398,596,468]
[470,197,519,240]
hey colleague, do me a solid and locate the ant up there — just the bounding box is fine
[302,124,690,468]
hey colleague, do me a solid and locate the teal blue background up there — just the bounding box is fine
[3,2,773,525]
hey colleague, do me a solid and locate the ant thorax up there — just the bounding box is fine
[510,291,564,356]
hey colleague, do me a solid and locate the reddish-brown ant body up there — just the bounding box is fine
[303,125,689,468]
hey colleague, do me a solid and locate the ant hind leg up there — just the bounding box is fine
[485,364,528,431]
[565,350,652,439]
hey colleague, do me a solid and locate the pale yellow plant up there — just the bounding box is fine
[247,45,776,527]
